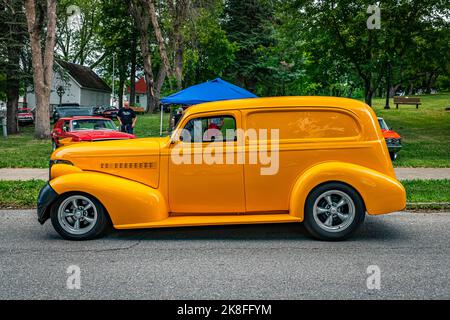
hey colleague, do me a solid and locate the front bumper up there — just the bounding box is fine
[37,183,58,224]
[18,118,34,123]
[387,144,402,153]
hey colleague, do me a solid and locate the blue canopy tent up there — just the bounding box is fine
[159,78,257,135]
[161,78,257,105]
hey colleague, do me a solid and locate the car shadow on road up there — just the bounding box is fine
[105,216,408,242]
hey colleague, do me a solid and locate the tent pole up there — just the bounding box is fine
[160,105,163,137]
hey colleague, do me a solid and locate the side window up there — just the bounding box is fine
[246,109,360,140]
[63,121,70,132]
[181,115,236,143]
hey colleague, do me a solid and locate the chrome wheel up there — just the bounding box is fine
[57,195,98,235]
[312,190,355,233]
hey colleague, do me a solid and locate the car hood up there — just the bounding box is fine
[381,129,401,139]
[69,130,135,140]
[52,137,170,188]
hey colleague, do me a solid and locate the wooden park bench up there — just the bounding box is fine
[393,96,421,109]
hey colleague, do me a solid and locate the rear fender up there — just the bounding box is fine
[289,162,406,220]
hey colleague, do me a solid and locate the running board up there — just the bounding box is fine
[114,214,302,229]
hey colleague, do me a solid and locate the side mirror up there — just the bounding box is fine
[53,128,63,135]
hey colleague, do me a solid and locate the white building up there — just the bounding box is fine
[26,59,111,109]
[126,77,147,109]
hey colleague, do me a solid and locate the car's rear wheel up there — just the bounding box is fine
[303,182,365,241]
[50,193,110,240]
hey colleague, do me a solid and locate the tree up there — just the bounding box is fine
[183,2,236,87]
[166,0,191,89]
[24,0,57,139]
[56,0,103,67]
[129,0,158,112]
[0,0,28,134]
[222,0,275,92]
[278,0,450,105]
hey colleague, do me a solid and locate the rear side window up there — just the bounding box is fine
[246,109,360,140]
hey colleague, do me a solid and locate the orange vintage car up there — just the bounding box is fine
[37,97,406,241]
[378,117,402,160]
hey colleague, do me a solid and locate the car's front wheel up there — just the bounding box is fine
[50,193,110,240]
[303,182,365,241]
[390,152,398,161]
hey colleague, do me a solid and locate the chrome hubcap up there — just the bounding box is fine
[313,190,355,232]
[57,195,97,235]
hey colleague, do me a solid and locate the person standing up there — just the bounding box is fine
[117,103,137,134]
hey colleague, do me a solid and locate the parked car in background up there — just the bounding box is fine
[378,117,402,160]
[52,105,94,122]
[102,106,119,119]
[17,108,34,125]
[51,116,135,150]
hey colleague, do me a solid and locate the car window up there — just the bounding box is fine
[71,119,116,131]
[181,115,236,143]
[63,121,70,131]
[378,119,388,130]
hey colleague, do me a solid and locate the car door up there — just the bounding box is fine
[168,111,245,214]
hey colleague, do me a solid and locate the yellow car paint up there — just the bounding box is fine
[48,96,406,230]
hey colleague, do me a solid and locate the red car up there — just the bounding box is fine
[378,117,402,160]
[17,108,34,125]
[51,116,135,150]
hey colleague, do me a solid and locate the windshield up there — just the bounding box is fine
[378,118,389,130]
[71,119,117,131]
[18,109,30,114]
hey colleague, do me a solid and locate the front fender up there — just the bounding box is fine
[50,172,168,227]
[289,162,406,220]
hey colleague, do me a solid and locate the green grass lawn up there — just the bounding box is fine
[371,93,450,167]
[1,179,448,209]
[0,93,449,168]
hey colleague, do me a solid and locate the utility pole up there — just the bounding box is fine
[111,54,115,107]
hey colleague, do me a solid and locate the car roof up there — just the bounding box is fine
[60,116,110,121]
[183,96,370,117]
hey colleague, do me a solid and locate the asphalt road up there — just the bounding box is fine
[0,209,449,300]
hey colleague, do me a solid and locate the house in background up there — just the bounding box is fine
[26,59,111,109]
[126,77,147,110]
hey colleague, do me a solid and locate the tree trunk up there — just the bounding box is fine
[173,1,189,90]
[364,79,373,107]
[6,78,19,135]
[390,84,401,97]
[130,0,156,113]
[5,45,20,134]
[408,83,414,95]
[154,67,166,107]
[146,0,172,78]
[24,0,57,139]
[425,72,435,94]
